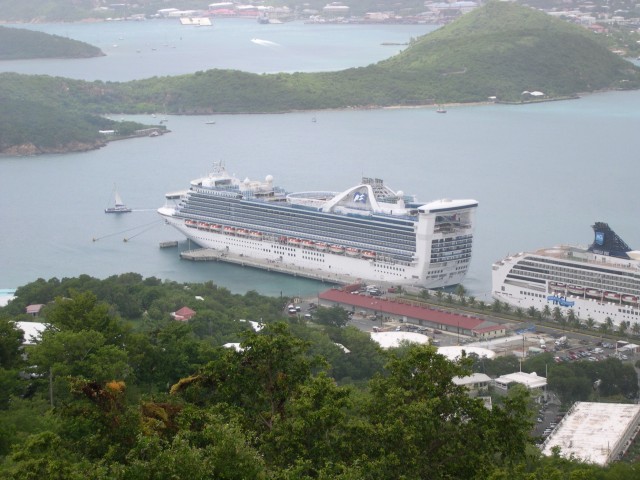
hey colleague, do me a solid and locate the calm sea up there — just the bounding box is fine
[1,19,639,298]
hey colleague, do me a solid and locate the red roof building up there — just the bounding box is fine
[25,304,44,317]
[318,289,505,338]
[172,306,196,321]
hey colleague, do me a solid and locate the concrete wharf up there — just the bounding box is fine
[180,248,361,286]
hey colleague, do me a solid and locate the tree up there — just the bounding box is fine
[313,305,349,328]
[527,306,538,319]
[0,318,24,369]
[360,345,532,478]
[552,307,564,324]
[542,305,551,321]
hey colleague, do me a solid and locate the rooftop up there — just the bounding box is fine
[541,402,640,465]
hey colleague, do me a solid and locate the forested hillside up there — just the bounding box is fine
[2,3,639,154]
[1,274,639,478]
[0,26,103,60]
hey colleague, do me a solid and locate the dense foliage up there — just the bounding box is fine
[1,274,639,478]
[2,3,640,154]
[0,26,103,60]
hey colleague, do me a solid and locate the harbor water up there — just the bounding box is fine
[1,19,639,298]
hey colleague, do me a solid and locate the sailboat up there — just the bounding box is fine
[105,186,132,213]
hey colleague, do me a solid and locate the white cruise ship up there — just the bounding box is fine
[158,163,478,289]
[492,222,640,326]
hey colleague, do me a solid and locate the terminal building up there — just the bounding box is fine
[541,402,640,465]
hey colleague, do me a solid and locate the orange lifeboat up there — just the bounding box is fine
[236,229,249,237]
[223,226,236,235]
[210,224,222,232]
[345,247,360,257]
[315,242,328,252]
[362,251,376,259]
[329,244,345,254]
[287,238,301,246]
[249,231,263,239]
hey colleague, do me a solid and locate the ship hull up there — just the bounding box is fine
[161,213,470,289]
[492,252,640,327]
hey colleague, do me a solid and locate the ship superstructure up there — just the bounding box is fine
[492,222,640,326]
[158,163,478,289]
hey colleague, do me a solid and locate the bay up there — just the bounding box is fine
[1,20,638,299]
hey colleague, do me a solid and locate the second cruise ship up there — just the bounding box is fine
[158,163,478,289]
[492,222,640,327]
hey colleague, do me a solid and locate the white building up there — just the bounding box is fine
[541,402,640,465]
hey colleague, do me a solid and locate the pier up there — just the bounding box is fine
[159,241,179,248]
[179,248,361,286]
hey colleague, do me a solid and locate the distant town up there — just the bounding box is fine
[94,1,640,55]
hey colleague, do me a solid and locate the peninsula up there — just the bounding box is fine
[2,3,639,155]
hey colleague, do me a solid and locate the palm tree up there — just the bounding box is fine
[468,296,476,307]
[585,316,596,331]
[435,290,444,303]
[604,316,614,333]
[527,306,538,319]
[420,289,431,300]
[552,307,564,324]
[631,321,640,338]
[567,309,577,327]
[478,300,487,311]
[542,305,551,322]
[617,320,629,336]
[515,307,524,319]
[455,284,466,304]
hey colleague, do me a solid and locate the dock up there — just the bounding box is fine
[179,248,360,286]
[159,241,179,248]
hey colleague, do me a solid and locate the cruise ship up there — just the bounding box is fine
[492,222,640,326]
[158,163,478,289]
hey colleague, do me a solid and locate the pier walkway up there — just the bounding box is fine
[180,248,363,286]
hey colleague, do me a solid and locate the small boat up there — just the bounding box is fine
[436,106,447,114]
[105,187,132,213]
[223,226,236,235]
[362,251,376,259]
[315,242,328,252]
[345,247,360,257]
[198,222,209,229]
[236,229,249,237]
[205,120,216,125]
[567,285,584,295]
[210,224,223,232]
[604,291,620,302]
[185,219,197,227]
[249,231,263,239]
[302,240,315,249]
[329,244,345,254]
[585,288,601,298]
[287,237,301,246]
[622,294,638,304]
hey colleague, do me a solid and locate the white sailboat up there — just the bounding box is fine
[105,186,132,213]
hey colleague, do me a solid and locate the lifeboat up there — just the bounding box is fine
[302,240,315,249]
[249,231,263,239]
[362,251,376,259]
[315,242,328,252]
[604,291,620,302]
[198,222,209,229]
[622,294,638,304]
[585,288,601,298]
[345,247,360,257]
[236,229,249,237]
[210,224,222,232]
[329,244,345,254]
[185,219,197,227]
[223,226,236,235]
[287,237,301,246]
[567,285,585,296]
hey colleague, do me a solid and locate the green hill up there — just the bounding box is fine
[1,2,639,154]
[0,26,104,60]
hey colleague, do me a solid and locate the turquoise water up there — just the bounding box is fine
[1,21,639,298]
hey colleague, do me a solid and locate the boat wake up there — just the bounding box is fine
[251,38,280,47]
